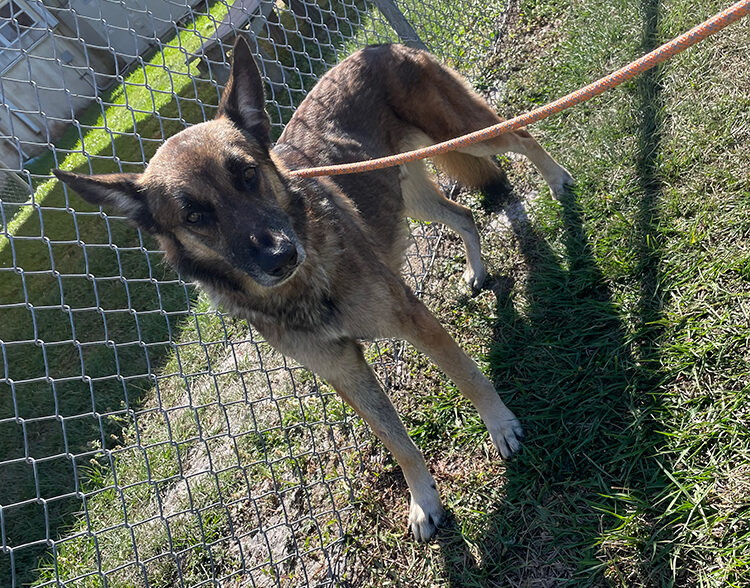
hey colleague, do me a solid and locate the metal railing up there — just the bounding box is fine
[0,1,505,585]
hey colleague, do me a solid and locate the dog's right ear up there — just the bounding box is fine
[217,36,271,149]
[54,169,155,231]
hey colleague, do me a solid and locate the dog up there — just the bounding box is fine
[55,36,573,541]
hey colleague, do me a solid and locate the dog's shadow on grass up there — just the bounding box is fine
[432,179,669,585]
[433,1,669,583]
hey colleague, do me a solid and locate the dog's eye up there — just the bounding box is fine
[242,165,257,187]
[186,211,202,224]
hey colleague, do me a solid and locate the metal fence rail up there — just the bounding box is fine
[0,1,506,585]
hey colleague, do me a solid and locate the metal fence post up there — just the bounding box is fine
[371,0,428,50]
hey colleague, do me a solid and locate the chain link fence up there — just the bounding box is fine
[0,0,506,585]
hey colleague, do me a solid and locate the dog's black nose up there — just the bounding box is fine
[259,239,299,278]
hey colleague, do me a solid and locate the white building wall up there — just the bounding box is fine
[0,0,202,169]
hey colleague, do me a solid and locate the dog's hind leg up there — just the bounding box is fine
[400,160,487,292]
[298,338,444,542]
[446,128,574,198]
[390,292,524,459]
[385,47,573,197]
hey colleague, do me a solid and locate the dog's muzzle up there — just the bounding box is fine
[252,235,306,286]
[259,239,298,277]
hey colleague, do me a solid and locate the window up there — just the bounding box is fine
[0,1,40,48]
[0,0,57,73]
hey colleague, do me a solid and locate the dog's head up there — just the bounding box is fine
[55,37,305,289]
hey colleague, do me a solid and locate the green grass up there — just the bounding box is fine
[3,0,749,585]
[346,0,750,585]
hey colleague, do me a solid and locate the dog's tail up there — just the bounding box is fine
[430,151,505,190]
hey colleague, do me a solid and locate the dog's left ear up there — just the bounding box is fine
[217,36,271,149]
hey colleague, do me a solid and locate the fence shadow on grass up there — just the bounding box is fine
[0,78,220,584]
[0,25,369,580]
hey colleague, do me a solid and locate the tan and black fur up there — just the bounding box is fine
[55,38,573,541]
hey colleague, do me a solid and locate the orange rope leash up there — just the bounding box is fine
[290,0,750,179]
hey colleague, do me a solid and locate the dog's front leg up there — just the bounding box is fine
[392,293,524,459]
[299,338,444,541]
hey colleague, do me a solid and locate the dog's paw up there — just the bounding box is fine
[460,264,488,297]
[408,487,444,542]
[549,167,575,199]
[487,414,524,459]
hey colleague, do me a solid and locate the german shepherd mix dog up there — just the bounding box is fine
[55,37,572,541]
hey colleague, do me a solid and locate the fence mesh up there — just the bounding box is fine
[0,1,506,585]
